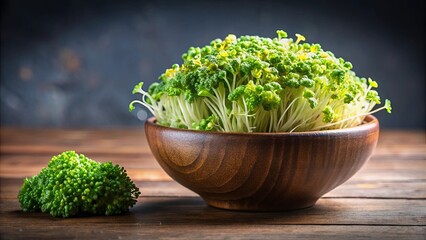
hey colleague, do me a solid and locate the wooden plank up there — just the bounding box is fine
[2,155,425,182]
[2,165,425,184]
[372,145,426,160]
[49,180,426,200]
[135,180,426,199]
[0,153,160,171]
[137,180,426,199]
[1,197,425,226]
[363,158,426,170]
[1,129,425,159]
[0,225,425,240]
[324,181,426,199]
[378,130,425,145]
[374,131,425,160]
[0,128,146,145]
[349,168,426,182]
[2,177,425,201]
[1,154,422,172]
[136,181,426,200]
[0,128,149,155]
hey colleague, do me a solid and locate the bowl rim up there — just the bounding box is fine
[145,115,379,136]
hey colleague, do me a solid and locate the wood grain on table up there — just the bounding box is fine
[0,128,425,239]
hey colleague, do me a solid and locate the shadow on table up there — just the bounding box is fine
[130,197,346,225]
[4,196,346,225]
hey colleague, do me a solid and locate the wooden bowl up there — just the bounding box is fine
[145,115,379,211]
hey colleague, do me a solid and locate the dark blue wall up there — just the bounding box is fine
[1,0,425,129]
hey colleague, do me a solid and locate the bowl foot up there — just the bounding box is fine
[204,198,317,212]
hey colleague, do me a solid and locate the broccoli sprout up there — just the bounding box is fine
[18,151,140,218]
[130,30,391,132]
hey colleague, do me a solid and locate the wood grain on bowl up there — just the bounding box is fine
[145,115,379,211]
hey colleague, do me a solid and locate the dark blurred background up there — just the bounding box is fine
[1,0,425,129]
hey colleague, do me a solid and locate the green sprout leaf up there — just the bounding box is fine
[129,102,135,112]
[368,78,378,88]
[322,106,335,123]
[295,33,306,44]
[129,30,392,132]
[132,82,144,94]
[385,99,392,113]
[276,30,288,39]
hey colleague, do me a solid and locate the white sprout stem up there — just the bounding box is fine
[130,100,155,116]
[311,104,386,130]
[277,96,300,127]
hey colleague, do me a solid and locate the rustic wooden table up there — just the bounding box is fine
[0,128,425,239]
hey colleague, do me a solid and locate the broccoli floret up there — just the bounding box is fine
[18,151,140,218]
[130,30,391,132]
